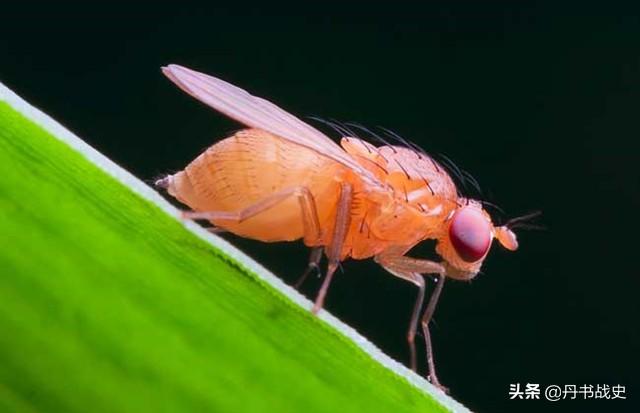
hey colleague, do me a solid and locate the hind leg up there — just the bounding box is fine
[181,186,323,245]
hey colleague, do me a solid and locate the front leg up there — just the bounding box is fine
[375,249,449,392]
[421,274,446,391]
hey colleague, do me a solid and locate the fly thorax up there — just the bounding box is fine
[370,201,428,242]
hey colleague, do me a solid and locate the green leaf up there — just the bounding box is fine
[0,82,469,413]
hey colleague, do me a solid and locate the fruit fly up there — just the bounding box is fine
[156,64,525,391]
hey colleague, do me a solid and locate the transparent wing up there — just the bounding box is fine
[162,64,382,187]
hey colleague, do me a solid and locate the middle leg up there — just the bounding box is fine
[311,182,353,314]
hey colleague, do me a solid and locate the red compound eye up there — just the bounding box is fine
[449,207,492,262]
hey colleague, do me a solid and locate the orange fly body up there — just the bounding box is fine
[157,64,524,391]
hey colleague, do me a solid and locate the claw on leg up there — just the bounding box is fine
[295,247,323,289]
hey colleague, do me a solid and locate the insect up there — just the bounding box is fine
[156,64,528,391]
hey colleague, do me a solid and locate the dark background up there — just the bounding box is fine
[1,2,638,412]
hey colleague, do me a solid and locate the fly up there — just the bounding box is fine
[156,64,530,391]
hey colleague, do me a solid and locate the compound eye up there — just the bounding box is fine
[449,207,492,262]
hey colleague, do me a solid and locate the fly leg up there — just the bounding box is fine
[375,251,448,391]
[204,227,227,234]
[421,274,446,392]
[182,186,323,246]
[311,182,352,314]
[294,247,323,289]
[378,267,426,372]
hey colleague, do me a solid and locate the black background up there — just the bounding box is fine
[1,2,638,412]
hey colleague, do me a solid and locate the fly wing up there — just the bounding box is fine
[162,64,382,187]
